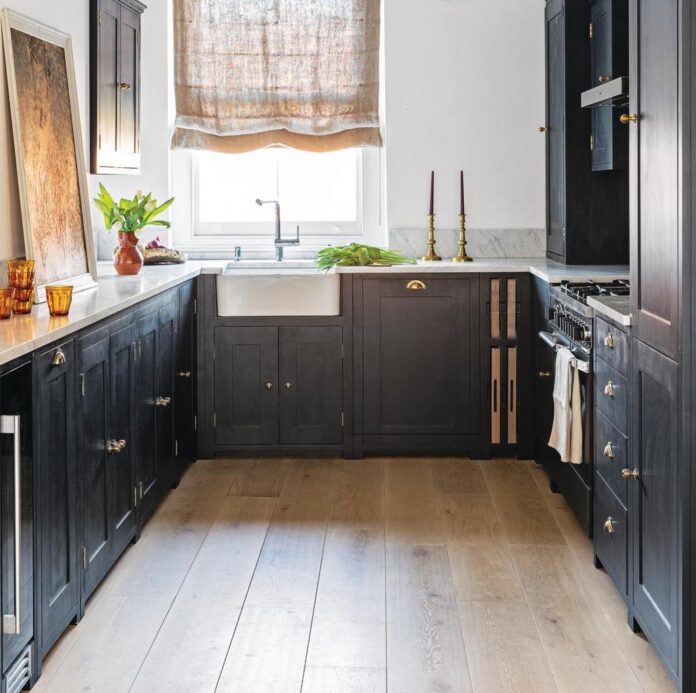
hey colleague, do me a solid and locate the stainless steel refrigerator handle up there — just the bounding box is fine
[1,415,21,635]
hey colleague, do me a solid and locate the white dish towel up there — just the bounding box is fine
[548,347,583,465]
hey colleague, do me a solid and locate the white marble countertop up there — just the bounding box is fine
[587,295,632,327]
[0,258,631,367]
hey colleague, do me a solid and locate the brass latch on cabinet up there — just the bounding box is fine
[155,396,172,408]
[621,468,640,479]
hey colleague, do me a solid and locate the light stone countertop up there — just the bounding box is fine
[586,295,632,327]
[0,258,630,367]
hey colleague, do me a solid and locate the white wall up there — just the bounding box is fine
[0,0,171,263]
[383,0,546,235]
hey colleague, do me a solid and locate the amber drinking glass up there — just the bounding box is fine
[7,260,35,289]
[0,288,15,319]
[46,286,73,317]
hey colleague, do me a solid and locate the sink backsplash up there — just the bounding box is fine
[389,227,546,259]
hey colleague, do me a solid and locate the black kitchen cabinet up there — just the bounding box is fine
[629,0,680,360]
[175,282,197,470]
[156,301,178,490]
[279,327,343,446]
[630,340,679,677]
[0,362,34,690]
[90,0,146,174]
[214,327,278,447]
[354,275,481,455]
[77,328,112,602]
[35,342,79,657]
[134,311,160,522]
[544,0,628,264]
[589,0,628,171]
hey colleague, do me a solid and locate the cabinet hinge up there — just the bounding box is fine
[193,299,197,315]
[80,373,85,397]
[175,440,179,457]
[590,134,595,151]
[194,415,198,431]
[82,547,87,571]
[589,22,593,39]
[213,413,217,428]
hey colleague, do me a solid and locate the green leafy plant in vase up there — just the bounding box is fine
[93,184,175,276]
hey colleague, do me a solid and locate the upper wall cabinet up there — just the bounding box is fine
[90,0,146,174]
[544,0,628,265]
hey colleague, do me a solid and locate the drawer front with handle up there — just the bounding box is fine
[594,317,629,376]
[594,357,628,433]
[594,408,628,506]
[594,474,628,599]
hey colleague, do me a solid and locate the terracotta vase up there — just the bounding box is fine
[113,232,144,275]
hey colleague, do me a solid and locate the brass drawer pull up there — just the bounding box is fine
[406,280,427,291]
[603,333,615,349]
[598,74,612,83]
[52,347,66,366]
[621,468,640,480]
[265,382,274,390]
[620,113,639,124]
[118,82,133,91]
[538,126,548,133]
[284,382,292,390]
[604,381,615,398]
[603,517,616,535]
[603,442,614,459]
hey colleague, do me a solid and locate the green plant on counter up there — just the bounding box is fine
[316,244,416,271]
[93,184,175,234]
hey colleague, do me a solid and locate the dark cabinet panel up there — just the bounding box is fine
[77,331,112,600]
[156,301,177,489]
[279,327,343,445]
[629,0,680,359]
[594,474,628,599]
[109,322,137,556]
[214,327,278,446]
[544,0,629,264]
[134,312,159,520]
[35,342,79,656]
[0,363,33,676]
[630,340,679,677]
[90,0,145,174]
[361,277,480,437]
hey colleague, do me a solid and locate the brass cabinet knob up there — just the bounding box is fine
[406,280,427,291]
[176,371,192,378]
[538,371,552,378]
[620,113,640,124]
[603,442,615,459]
[598,74,612,83]
[622,468,640,479]
[265,382,274,390]
[603,517,616,534]
[284,382,292,390]
[538,126,549,133]
[604,381,615,397]
[52,347,66,366]
[603,333,615,349]
[118,82,133,91]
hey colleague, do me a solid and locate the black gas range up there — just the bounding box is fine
[548,280,631,353]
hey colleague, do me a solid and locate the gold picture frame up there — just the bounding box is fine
[1,10,97,303]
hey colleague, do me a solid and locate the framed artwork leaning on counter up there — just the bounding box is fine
[1,9,97,303]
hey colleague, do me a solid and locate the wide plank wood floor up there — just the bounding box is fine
[34,458,676,693]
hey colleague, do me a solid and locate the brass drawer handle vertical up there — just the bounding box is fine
[603,517,616,535]
[406,280,427,291]
[52,347,66,366]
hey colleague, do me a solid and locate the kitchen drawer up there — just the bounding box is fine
[594,357,628,433]
[594,407,628,506]
[594,317,629,376]
[594,474,628,599]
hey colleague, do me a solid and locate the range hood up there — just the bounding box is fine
[581,77,629,108]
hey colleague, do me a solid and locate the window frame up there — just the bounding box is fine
[170,146,385,253]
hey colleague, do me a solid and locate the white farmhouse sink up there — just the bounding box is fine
[217,267,340,316]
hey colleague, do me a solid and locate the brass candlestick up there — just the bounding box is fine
[453,213,473,262]
[422,214,442,261]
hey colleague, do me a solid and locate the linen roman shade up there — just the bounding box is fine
[172,0,382,153]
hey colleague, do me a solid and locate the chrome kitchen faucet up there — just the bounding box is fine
[255,199,300,261]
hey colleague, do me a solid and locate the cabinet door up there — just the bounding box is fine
[134,313,159,520]
[629,0,679,358]
[630,340,679,676]
[117,4,141,163]
[214,327,278,446]
[77,331,112,600]
[35,342,79,655]
[279,327,342,446]
[175,282,196,466]
[156,301,177,489]
[362,277,480,436]
[0,363,33,672]
[110,322,137,555]
[545,0,566,258]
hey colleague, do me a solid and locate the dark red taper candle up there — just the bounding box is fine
[429,171,435,216]
[460,170,465,215]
